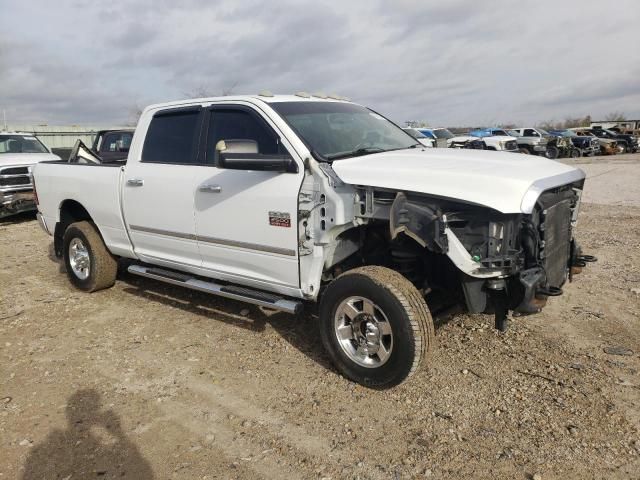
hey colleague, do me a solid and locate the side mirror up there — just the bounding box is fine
[216,139,259,155]
[216,138,298,173]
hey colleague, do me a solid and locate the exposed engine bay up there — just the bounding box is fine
[317,181,596,331]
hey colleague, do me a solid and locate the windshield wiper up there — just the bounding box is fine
[327,147,385,160]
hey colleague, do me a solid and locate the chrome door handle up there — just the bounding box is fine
[199,184,222,193]
[127,178,144,187]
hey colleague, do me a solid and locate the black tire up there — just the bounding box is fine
[319,266,434,388]
[571,148,581,158]
[518,147,530,154]
[63,221,117,292]
[617,143,628,154]
[545,146,559,159]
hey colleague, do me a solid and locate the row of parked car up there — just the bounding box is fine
[403,125,639,158]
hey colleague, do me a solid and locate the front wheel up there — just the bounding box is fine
[319,266,434,388]
[617,143,628,154]
[571,148,581,158]
[545,146,559,159]
[63,221,118,292]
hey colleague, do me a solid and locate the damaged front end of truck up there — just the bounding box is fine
[385,181,596,331]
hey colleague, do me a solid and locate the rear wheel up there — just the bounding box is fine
[571,148,581,158]
[617,143,628,154]
[518,147,530,154]
[319,266,434,388]
[63,221,117,292]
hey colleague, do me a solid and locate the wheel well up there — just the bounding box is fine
[54,200,93,257]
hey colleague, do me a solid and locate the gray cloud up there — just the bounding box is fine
[1,0,639,127]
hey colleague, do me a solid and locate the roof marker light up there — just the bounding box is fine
[312,92,328,99]
[258,90,274,97]
[295,92,311,98]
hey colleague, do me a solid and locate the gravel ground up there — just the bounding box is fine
[1,157,639,479]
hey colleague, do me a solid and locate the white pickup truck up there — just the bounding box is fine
[1,132,60,218]
[33,94,594,388]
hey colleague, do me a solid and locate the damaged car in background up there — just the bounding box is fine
[447,128,519,152]
[33,94,595,388]
[549,129,600,157]
[0,132,60,218]
[570,128,618,155]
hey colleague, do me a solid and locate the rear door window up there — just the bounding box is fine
[142,109,202,164]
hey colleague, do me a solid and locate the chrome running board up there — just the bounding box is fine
[127,264,303,314]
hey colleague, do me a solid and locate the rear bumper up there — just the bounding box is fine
[0,190,36,219]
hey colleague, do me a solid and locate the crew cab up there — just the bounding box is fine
[33,94,594,388]
[0,132,60,218]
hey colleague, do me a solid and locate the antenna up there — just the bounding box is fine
[2,110,7,131]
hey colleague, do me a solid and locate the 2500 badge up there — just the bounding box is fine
[268,211,291,228]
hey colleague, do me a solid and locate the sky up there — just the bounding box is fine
[1,0,639,127]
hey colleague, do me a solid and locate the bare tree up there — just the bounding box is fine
[404,120,430,128]
[126,105,144,127]
[604,111,626,121]
[183,81,239,99]
[537,115,591,131]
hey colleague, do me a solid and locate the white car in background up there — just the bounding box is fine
[0,132,61,218]
[402,127,435,147]
[416,128,455,148]
[447,128,519,152]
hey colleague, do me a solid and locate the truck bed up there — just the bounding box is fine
[33,161,134,257]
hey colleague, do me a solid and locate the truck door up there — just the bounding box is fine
[122,107,204,268]
[193,105,304,289]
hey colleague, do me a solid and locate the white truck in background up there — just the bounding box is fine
[447,128,519,152]
[33,94,594,388]
[0,132,60,218]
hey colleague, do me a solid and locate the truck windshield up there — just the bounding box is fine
[0,135,49,154]
[270,101,418,160]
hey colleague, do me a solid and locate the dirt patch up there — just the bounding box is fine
[1,199,639,479]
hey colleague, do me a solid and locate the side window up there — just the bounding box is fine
[523,129,537,137]
[142,109,201,164]
[207,109,284,163]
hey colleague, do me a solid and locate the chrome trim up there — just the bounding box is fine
[197,234,296,256]
[37,212,50,235]
[129,224,196,240]
[129,224,296,256]
[520,168,586,214]
[128,264,302,314]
